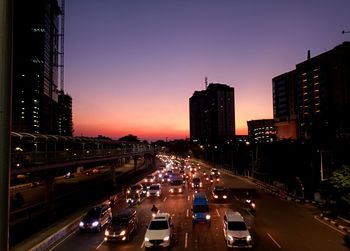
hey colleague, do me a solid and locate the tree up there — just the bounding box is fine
[118,134,140,142]
[329,165,350,215]
[329,165,350,196]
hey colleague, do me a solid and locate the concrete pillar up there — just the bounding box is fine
[133,156,138,170]
[0,1,12,250]
[110,163,116,187]
[44,175,55,214]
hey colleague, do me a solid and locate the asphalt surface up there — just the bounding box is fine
[49,163,348,251]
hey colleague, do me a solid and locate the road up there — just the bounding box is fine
[50,164,347,251]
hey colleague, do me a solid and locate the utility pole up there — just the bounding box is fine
[0,0,12,250]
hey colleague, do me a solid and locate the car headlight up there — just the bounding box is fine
[92,221,99,227]
[205,214,211,220]
[192,215,196,219]
[214,195,218,199]
[147,192,150,197]
[163,235,170,241]
[227,235,234,241]
[120,230,126,236]
[104,230,109,236]
[145,237,149,242]
[79,221,84,227]
[246,235,252,242]
[223,195,227,199]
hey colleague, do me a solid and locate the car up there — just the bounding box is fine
[64,172,75,179]
[144,213,174,248]
[191,177,202,189]
[146,183,162,198]
[223,211,253,248]
[104,208,138,242]
[127,183,145,196]
[143,175,156,188]
[126,190,141,206]
[169,176,184,194]
[212,186,228,201]
[79,204,112,232]
[161,174,170,183]
[85,168,100,175]
[210,168,220,176]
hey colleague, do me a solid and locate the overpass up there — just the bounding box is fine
[9,132,155,216]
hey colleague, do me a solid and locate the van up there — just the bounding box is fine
[191,192,211,226]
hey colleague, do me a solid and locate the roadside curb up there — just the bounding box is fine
[218,167,350,235]
[320,214,350,233]
[10,162,154,251]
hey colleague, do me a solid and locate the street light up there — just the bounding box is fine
[342,30,350,34]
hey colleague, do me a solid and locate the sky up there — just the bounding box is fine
[64,0,350,142]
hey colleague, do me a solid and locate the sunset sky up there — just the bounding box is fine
[64,0,350,141]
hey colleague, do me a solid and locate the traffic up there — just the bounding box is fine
[51,155,348,251]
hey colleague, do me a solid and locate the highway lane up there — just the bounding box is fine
[51,164,346,251]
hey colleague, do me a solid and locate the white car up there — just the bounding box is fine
[146,183,162,198]
[144,213,173,248]
[223,211,253,248]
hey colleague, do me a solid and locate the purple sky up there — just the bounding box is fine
[64,0,350,141]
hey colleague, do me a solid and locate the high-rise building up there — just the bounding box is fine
[12,0,64,134]
[273,42,350,142]
[58,91,73,136]
[190,83,235,143]
[247,119,276,143]
[273,71,298,139]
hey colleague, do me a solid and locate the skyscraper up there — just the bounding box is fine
[190,83,235,143]
[58,90,73,136]
[12,0,64,134]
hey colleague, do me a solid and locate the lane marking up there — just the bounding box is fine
[96,240,104,249]
[163,196,167,202]
[216,209,220,217]
[141,240,145,248]
[267,232,281,248]
[187,195,190,201]
[48,229,78,251]
[185,232,188,248]
[186,209,189,217]
[314,216,346,235]
[234,195,239,200]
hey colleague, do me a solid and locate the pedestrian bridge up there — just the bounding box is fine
[10,132,154,175]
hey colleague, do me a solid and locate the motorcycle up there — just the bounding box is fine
[151,206,160,217]
[244,199,256,215]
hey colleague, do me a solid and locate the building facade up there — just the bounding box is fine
[58,91,73,136]
[190,83,235,143]
[247,119,276,143]
[273,42,350,143]
[12,0,65,134]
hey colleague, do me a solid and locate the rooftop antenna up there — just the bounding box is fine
[205,77,208,89]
